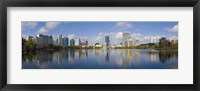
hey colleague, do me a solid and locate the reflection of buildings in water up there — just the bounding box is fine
[79,49,88,61]
[95,49,102,56]
[150,53,157,62]
[57,51,63,64]
[105,50,110,62]
[149,50,159,62]
[120,49,133,65]
[132,50,140,64]
[52,51,62,64]
[127,49,133,61]
[69,50,75,61]
[74,50,79,60]
[94,49,102,61]
[68,49,89,62]
[62,50,69,62]
[35,51,53,67]
[116,49,143,66]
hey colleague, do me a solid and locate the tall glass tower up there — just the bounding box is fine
[122,33,131,46]
[105,36,110,47]
[63,37,69,46]
[58,34,63,46]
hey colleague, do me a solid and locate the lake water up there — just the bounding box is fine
[22,49,178,69]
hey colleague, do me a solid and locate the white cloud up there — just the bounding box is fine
[131,33,142,40]
[115,32,123,40]
[68,34,76,39]
[38,27,46,33]
[38,22,61,33]
[22,22,37,30]
[169,35,178,40]
[144,35,161,41]
[94,36,102,41]
[22,34,27,39]
[164,25,178,32]
[93,32,146,45]
[94,32,135,45]
[115,22,133,30]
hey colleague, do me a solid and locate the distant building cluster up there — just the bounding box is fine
[28,34,53,48]
[24,32,178,49]
[26,34,88,48]
[122,32,139,47]
[149,37,158,43]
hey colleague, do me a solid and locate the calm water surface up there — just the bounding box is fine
[22,49,178,69]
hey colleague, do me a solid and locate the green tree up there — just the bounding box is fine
[159,37,171,49]
[22,38,26,49]
[25,38,37,50]
[47,44,54,49]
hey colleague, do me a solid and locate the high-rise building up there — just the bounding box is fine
[171,39,178,45]
[35,34,53,48]
[150,37,157,43]
[53,39,58,45]
[70,39,75,46]
[128,39,133,47]
[58,34,63,46]
[63,37,69,46]
[105,36,110,46]
[86,41,88,45]
[134,39,140,46]
[47,36,53,44]
[75,39,81,46]
[80,37,88,46]
[122,33,131,46]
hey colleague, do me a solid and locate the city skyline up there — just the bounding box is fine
[22,22,178,45]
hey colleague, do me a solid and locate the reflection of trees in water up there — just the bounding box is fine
[23,49,89,67]
[36,51,53,64]
[22,49,178,68]
[23,50,54,67]
[22,51,36,62]
[159,50,178,63]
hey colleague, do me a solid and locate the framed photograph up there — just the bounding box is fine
[0,0,199,91]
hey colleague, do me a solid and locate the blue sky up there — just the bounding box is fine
[22,22,178,45]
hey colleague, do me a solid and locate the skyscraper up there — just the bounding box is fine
[35,34,53,48]
[105,36,110,47]
[58,34,63,46]
[80,37,88,46]
[122,33,131,46]
[150,37,157,43]
[70,39,75,46]
[171,39,178,44]
[63,37,69,46]
[128,39,133,47]
[75,38,81,46]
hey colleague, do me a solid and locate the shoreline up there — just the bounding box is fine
[22,47,178,52]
